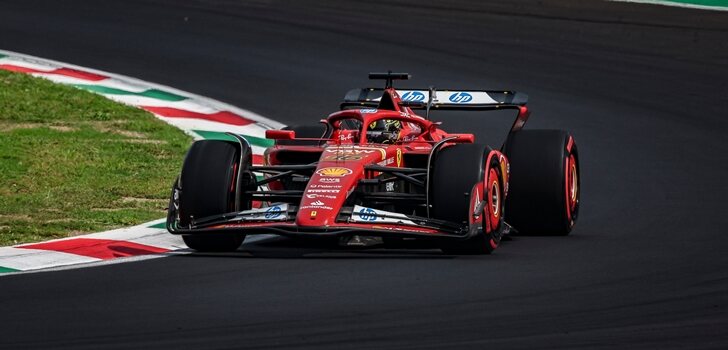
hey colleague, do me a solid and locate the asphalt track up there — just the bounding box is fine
[1,1,728,348]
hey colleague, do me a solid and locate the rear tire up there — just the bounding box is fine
[177,140,247,251]
[504,130,580,235]
[430,144,503,254]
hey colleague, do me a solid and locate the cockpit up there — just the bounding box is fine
[328,109,426,145]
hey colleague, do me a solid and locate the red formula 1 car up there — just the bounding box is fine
[166,73,580,254]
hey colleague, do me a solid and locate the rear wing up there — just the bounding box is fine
[341,87,531,134]
[342,88,528,110]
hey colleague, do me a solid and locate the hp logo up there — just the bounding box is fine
[358,208,377,221]
[449,92,473,103]
[401,91,425,102]
[265,206,282,219]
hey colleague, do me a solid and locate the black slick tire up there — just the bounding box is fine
[430,144,503,254]
[177,140,246,251]
[504,129,579,235]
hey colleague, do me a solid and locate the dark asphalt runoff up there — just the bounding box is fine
[1,0,727,348]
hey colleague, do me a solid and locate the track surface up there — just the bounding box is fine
[1,1,727,348]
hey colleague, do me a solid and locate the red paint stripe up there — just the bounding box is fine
[19,238,168,260]
[252,154,263,164]
[53,68,108,81]
[0,64,37,73]
[142,106,253,126]
[0,64,107,81]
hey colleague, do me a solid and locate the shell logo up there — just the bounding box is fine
[316,167,352,177]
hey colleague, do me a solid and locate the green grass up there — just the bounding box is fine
[0,70,192,246]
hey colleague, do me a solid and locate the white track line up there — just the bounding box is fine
[608,0,728,11]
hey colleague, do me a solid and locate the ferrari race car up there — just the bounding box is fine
[166,72,580,254]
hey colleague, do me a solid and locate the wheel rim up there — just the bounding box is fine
[491,180,500,217]
[565,153,579,226]
[569,158,578,206]
[487,168,501,233]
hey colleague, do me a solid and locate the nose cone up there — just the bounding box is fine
[295,146,387,227]
[295,165,356,227]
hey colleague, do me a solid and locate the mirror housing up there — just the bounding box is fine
[265,130,295,140]
[449,133,475,143]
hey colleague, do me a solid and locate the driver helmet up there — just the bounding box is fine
[366,119,401,143]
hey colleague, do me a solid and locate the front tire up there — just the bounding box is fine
[175,140,248,252]
[430,144,504,254]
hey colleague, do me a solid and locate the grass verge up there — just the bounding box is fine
[0,70,191,246]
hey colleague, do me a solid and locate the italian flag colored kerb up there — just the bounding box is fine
[0,51,283,146]
[0,49,284,273]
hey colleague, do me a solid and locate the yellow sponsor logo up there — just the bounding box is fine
[396,149,402,167]
[316,167,353,177]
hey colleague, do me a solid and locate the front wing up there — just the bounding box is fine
[167,205,479,241]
